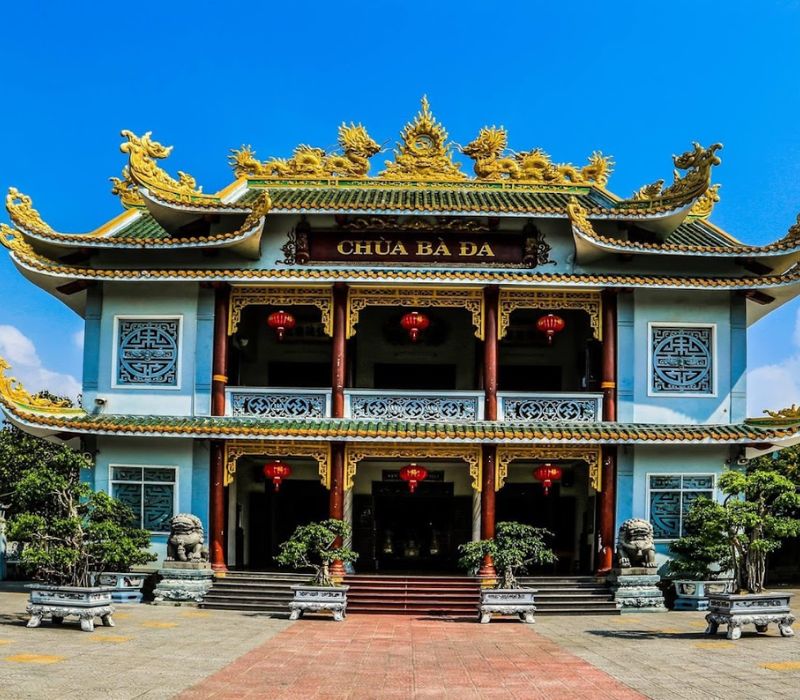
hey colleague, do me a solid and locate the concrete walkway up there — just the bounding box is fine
[0,589,798,699]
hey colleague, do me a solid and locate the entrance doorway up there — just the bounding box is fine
[352,477,471,573]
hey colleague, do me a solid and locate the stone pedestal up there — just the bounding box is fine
[609,568,667,613]
[705,592,795,640]
[288,585,348,621]
[153,562,214,605]
[479,588,537,624]
[26,584,115,632]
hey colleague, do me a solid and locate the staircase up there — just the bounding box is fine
[200,571,306,614]
[345,574,480,615]
[200,572,619,616]
[517,576,620,615]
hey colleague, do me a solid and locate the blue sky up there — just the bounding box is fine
[1,1,800,414]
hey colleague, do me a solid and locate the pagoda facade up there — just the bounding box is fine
[3,98,800,575]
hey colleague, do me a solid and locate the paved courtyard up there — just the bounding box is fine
[0,589,798,699]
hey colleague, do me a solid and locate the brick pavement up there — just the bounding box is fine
[179,615,643,700]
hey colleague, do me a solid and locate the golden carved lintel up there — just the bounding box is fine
[224,440,331,488]
[498,288,602,341]
[228,285,334,336]
[347,286,484,340]
[343,443,482,491]
[5,188,53,235]
[496,445,602,492]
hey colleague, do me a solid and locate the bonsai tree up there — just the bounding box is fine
[5,450,155,587]
[275,519,357,587]
[667,497,735,580]
[678,468,800,594]
[458,521,557,589]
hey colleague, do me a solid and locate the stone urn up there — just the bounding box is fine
[92,572,148,603]
[705,592,795,640]
[673,579,734,611]
[26,583,116,632]
[288,584,348,621]
[479,588,537,624]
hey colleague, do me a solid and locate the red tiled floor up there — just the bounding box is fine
[180,615,644,699]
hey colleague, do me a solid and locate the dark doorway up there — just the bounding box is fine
[247,480,328,569]
[496,482,579,574]
[373,363,457,390]
[353,480,470,572]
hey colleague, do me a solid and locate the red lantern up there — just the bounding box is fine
[263,460,292,492]
[536,313,565,345]
[399,463,428,493]
[533,463,562,496]
[267,310,296,341]
[400,311,430,342]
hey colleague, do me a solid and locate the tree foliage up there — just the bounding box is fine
[458,521,557,589]
[3,425,155,586]
[667,497,735,580]
[673,468,800,594]
[275,519,357,587]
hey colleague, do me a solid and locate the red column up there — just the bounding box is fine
[597,289,617,574]
[329,284,348,578]
[209,284,230,572]
[479,287,499,578]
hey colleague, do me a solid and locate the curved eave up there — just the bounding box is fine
[140,186,251,232]
[3,404,800,446]
[14,213,265,258]
[570,223,800,274]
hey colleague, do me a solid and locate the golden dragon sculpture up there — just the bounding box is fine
[631,142,722,204]
[230,123,381,179]
[460,126,614,186]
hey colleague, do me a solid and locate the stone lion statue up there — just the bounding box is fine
[166,513,209,562]
[615,518,657,569]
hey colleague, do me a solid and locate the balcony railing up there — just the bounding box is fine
[498,392,603,422]
[225,387,602,423]
[225,387,331,418]
[344,390,484,421]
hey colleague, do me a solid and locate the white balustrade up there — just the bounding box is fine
[498,392,603,422]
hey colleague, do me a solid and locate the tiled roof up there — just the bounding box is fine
[5,407,800,445]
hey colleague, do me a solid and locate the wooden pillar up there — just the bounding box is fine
[209,284,230,572]
[597,289,617,574]
[331,283,348,419]
[479,287,499,577]
[329,284,348,577]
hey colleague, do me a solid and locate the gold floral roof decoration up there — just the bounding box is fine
[109,166,145,209]
[0,357,78,414]
[379,97,466,182]
[5,188,53,236]
[230,123,381,179]
[764,405,800,420]
[628,142,722,210]
[460,126,613,186]
[120,130,217,206]
[782,214,800,245]
[687,184,721,219]
[0,223,36,257]
[566,197,594,235]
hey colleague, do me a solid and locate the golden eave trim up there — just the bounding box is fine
[224,439,331,487]
[343,442,482,491]
[498,288,602,341]
[496,444,602,492]
[228,285,334,336]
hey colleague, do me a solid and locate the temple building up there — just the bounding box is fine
[4,98,800,580]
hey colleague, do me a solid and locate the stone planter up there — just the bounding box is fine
[673,579,734,611]
[479,588,537,624]
[288,584,348,621]
[92,572,148,603]
[26,584,115,632]
[705,592,795,640]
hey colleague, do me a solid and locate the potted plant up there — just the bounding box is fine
[667,500,735,610]
[697,467,800,640]
[6,450,155,631]
[458,521,556,623]
[275,519,357,621]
